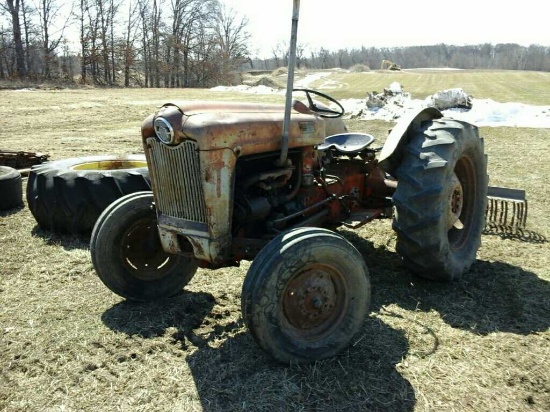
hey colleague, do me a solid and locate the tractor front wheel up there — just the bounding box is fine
[242,227,370,363]
[392,118,488,281]
[91,192,197,301]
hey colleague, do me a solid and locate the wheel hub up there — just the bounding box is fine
[283,267,339,330]
[448,173,464,230]
[122,218,172,280]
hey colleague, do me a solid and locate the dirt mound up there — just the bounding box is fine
[251,76,283,88]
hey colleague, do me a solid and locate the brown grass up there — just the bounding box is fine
[1,71,549,411]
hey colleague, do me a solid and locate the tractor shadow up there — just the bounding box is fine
[184,316,415,411]
[30,226,90,251]
[101,290,217,341]
[343,230,550,336]
[101,287,415,411]
[100,230,548,412]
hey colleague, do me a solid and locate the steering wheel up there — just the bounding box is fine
[292,88,345,118]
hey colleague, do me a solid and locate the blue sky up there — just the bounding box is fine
[222,0,549,58]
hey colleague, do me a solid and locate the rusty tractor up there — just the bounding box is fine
[90,2,525,363]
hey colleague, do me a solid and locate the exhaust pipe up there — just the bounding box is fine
[486,186,528,228]
[276,0,300,167]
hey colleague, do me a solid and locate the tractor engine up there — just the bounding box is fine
[232,146,388,239]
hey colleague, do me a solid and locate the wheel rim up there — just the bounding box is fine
[70,159,147,171]
[282,264,348,341]
[447,173,464,230]
[448,154,476,251]
[120,217,178,281]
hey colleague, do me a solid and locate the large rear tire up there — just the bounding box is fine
[27,155,150,235]
[392,118,488,281]
[242,227,370,363]
[91,192,197,301]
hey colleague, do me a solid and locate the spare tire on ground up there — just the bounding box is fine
[0,166,23,211]
[27,154,151,235]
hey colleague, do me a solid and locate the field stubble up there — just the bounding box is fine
[1,72,549,412]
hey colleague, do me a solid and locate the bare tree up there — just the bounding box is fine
[271,41,287,68]
[20,0,33,73]
[78,0,101,83]
[78,0,87,82]
[108,0,117,83]
[136,0,149,86]
[4,0,26,76]
[211,2,249,73]
[36,0,71,78]
[166,0,193,87]
[165,0,216,87]
[0,28,8,77]
[150,0,162,87]
[122,0,138,86]
[96,0,110,83]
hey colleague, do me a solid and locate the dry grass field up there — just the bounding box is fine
[1,70,549,411]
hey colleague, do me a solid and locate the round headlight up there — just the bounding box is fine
[154,117,175,144]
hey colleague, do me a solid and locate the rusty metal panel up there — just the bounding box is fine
[199,147,237,237]
[169,100,295,116]
[181,111,325,155]
[146,137,207,223]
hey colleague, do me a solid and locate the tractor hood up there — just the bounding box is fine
[142,101,331,156]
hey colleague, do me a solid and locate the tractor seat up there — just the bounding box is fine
[317,132,375,154]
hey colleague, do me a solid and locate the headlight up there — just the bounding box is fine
[154,117,175,144]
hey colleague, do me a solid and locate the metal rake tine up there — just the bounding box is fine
[502,200,508,225]
[491,199,498,223]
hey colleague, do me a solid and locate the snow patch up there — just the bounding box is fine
[346,85,550,128]
[444,100,550,128]
[295,72,333,88]
[210,84,282,94]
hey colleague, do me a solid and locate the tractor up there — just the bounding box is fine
[90,2,517,363]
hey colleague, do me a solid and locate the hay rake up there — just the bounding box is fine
[486,186,528,229]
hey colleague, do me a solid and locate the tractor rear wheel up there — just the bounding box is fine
[242,227,370,363]
[392,118,488,281]
[91,192,197,301]
[27,155,150,235]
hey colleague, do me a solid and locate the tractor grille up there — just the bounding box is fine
[147,138,207,223]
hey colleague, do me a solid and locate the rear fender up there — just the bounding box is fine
[378,107,442,175]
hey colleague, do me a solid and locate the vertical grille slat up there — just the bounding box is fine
[147,138,207,223]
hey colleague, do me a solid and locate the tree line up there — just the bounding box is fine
[278,43,550,72]
[1,0,250,86]
[1,0,549,86]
